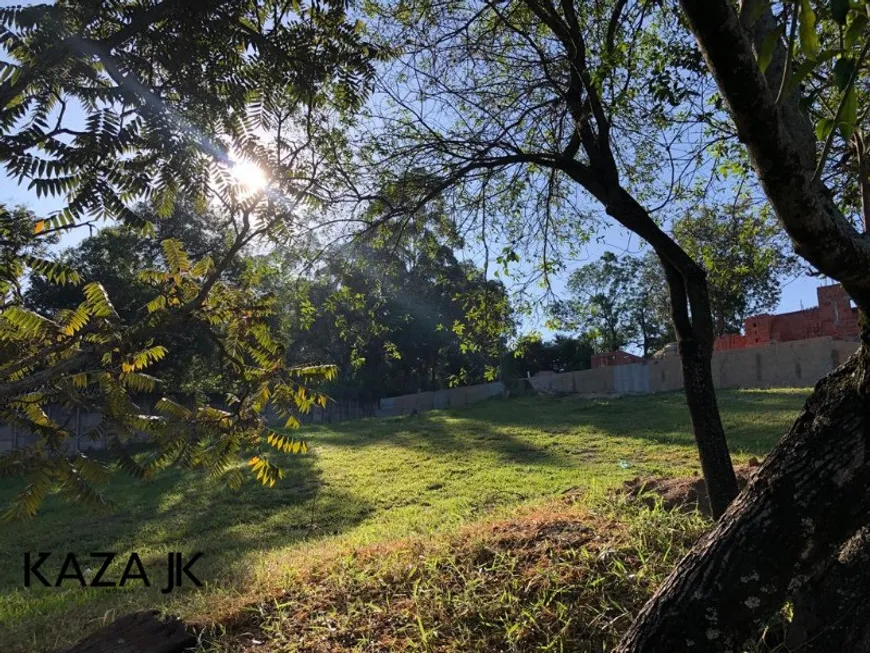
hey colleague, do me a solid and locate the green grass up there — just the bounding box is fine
[0,389,808,651]
[201,494,713,653]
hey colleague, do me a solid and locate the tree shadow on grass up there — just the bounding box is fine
[0,446,378,652]
[0,447,372,594]
[343,390,808,460]
[483,390,807,457]
[303,407,569,468]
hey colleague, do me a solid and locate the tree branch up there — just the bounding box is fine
[679,0,870,309]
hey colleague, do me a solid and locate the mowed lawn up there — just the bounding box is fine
[0,389,807,651]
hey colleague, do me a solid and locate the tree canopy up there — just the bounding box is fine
[0,0,380,518]
[557,251,671,356]
[557,200,798,353]
[264,231,514,399]
[23,201,244,395]
[506,333,594,377]
[672,200,798,335]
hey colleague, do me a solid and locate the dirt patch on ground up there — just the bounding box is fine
[622,459,761,517]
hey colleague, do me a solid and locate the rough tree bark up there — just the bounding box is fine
[616,334,870,651]
[678,0,870,306]
[616,0,870,647]
[786,526,870,652]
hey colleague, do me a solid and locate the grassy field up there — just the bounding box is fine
[0,389,808,651]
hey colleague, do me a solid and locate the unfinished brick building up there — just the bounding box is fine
[714,283,860,351]
[591,350,644,369]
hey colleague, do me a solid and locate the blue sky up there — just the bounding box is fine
[3,173,827,338]
[0,0,826,337]
[514,217,825,335]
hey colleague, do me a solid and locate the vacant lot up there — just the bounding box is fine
[0,389,807,651]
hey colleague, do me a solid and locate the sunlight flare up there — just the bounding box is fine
[231,159,269,193]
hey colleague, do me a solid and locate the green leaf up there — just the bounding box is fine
[145,294,167,314]
[3,469,53,521]
[831,0,849,25]
[161,239,190,274]
[799,0,820,60]
[815,117,835,140]
[759,24,785,73]
[834,57,855,90]
[121,345,168,372]
[82,282,117,318]
[788,49,839,92]
[840,86,858,140]
[747,0,771,26]
[845,14,867,48]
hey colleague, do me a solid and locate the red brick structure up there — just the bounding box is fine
[591,350,645,368]
[714,284,860,351]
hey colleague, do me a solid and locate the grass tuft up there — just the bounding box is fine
[199,493,709,652]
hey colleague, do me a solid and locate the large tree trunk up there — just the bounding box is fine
[616,335,870,652]
[675,0,870,309]
[785,526,870,653]
[612,0,870,648]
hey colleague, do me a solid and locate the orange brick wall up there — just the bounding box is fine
[714,284,859,351]
[591,350,645,368]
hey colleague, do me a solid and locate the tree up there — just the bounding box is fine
[558,251,671,356]
[635,252,675,355]
[265,228,515,399]
[1,205,60,310]
[25,202,238,394]
[0,0,378,517]
[672,201,799,336]
[362,0,740,516]
[506,333,593,376]
[560,201,796,360]
[615,0,870,650]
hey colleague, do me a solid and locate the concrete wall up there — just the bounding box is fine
[614,363,650,394]
[712,337,857,389]
[0,404,108,455]
[0,397,378,454]
[529,366,617,395]
[1,337,860,453]
[375,381,504,418]
[531,336,859,398]
[648,356,684,393]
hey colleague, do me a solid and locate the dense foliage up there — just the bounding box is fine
[506,333,594,376]
[261,226,514,398]
[558,201,799,353]
[24,202,238,394]
[0,0,380,518]
[557,252,671,357]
